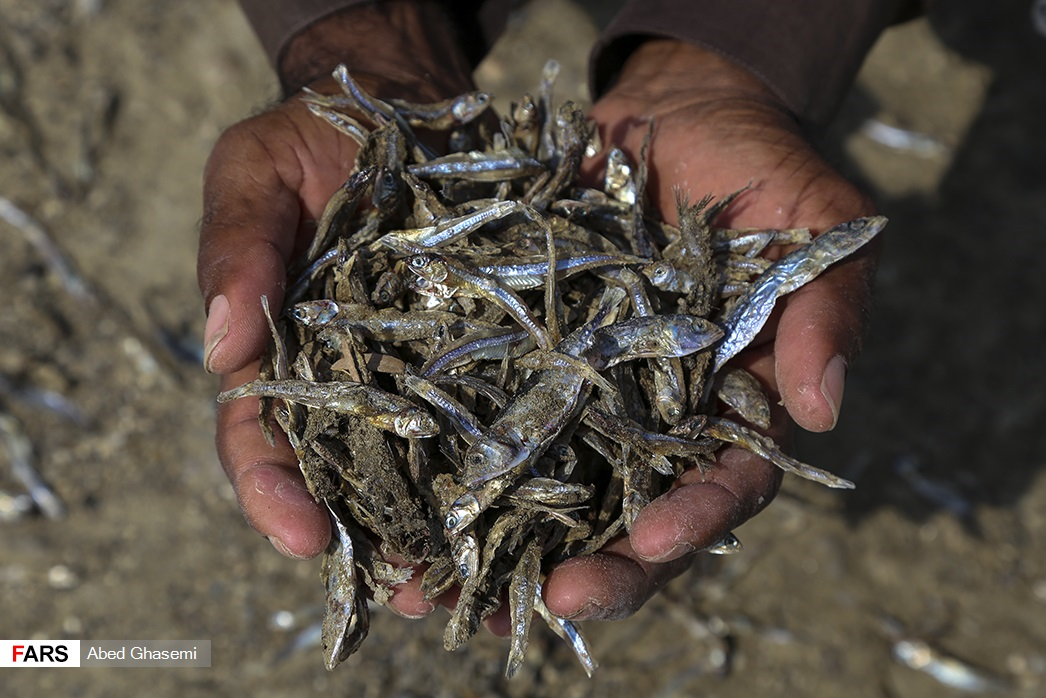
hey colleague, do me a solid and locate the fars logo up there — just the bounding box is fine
[1,640,81,668]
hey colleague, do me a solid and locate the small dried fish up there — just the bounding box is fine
[402,251,553,350]
[505,539,542,678]
[703,417,854,488]
[218,379,438,438]
[386,91,493,129]
[705,532,743,555]
[535,582,598,677]
[408,151,545,182]
[893,638,1013,693]
[586,315,723,369]
[321,505,368,670]
[0,412,65,520]
[714,368,771,429]
[713,216,887,373]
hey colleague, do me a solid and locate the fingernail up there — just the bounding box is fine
[269,536,297,558]
[203,294,230,373]
[560,602,599,621]
[387,600,436,619]
[564,598,617,621]
[820,355,846,430]
[646,541,695,563]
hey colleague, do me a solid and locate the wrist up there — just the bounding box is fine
[278,1,474,101]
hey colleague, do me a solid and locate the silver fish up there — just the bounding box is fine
[715,368,771,430]
[705,532,743,555]
[218,379,438,438]
[893,638,1013,693]
[712,216,887,373]
[535,582,598,677]
[703,416,854,489]
[321,505,368,670]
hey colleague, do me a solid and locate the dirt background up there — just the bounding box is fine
[1,0,1045,696]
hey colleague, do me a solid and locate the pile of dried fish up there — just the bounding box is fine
[217,61,886,676]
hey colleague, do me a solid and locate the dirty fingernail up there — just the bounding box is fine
[561,603,596,621]
[820,355,846,430]
[562,600,610,621]
[646,541,695,563]
[388,600,436,619]
[203,294,230,373]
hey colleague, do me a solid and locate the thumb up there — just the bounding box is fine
[773,247,879,432]
[197,121,303,374]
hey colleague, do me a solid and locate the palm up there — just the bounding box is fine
[540,71,878,620]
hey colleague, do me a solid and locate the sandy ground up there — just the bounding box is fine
[1,0,1045,695]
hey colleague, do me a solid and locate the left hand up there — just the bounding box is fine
[541,40,880,621]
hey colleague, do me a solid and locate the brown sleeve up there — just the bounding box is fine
[591,0,926,128]
[237,0,511,72]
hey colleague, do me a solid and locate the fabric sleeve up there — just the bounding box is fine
[591,0,925,128]
[237,0,512,72]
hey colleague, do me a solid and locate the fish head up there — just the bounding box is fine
[642,261,676,290]
[371,271,405,307]
[671,316,724,354]
[452,92,492,123]
[406,253,448,283]
[393,409,440,438]
[445,493,481,536]
[462,436,522,487]
[372,166,402,214]
[512,95,538,124]
[292,300,339,326]
[655,395,685,424]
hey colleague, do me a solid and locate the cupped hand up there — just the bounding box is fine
[199,84,358,561]
[197,3,476,619]
[542,39,880,621]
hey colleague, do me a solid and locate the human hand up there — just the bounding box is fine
[197,2,476,617]
[542,40,879,620]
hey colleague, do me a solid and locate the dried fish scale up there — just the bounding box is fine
[216,62,887,677]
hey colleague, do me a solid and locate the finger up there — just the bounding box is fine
[542,535,692,621]
[628,343,784,564]
[384,558,439,619]
[774,247,878,432]
[216,366,330,558]
[482,603,513,638]
[198,120,307,375]
[629,446,782,564]
[401,585,512,637]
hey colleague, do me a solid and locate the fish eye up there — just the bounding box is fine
[476,93,489,104]
[466,452,487,468]
[409,255,428,268]
[382,171,397,187]
[445,513,459,529]
[458,562,470,579]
